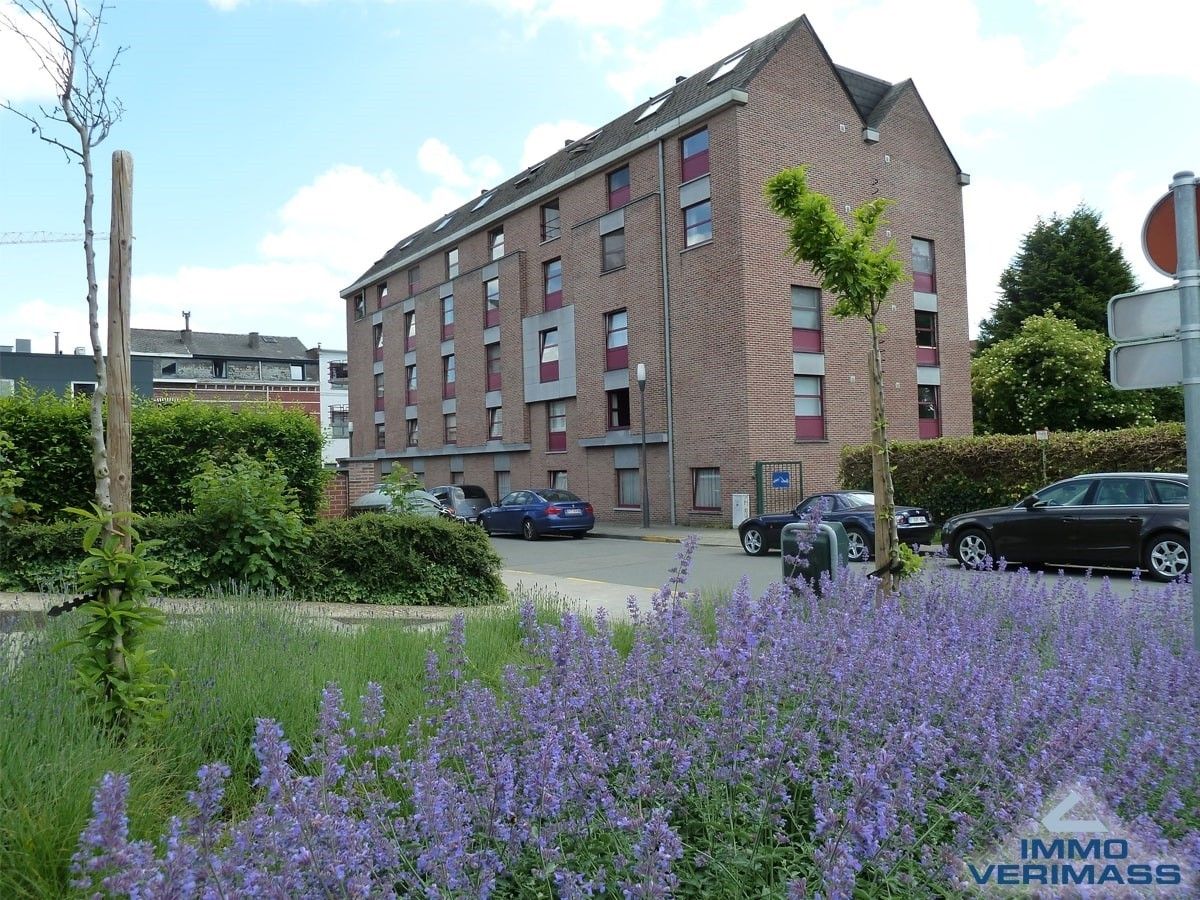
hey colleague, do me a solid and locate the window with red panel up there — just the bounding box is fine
[441,294,454,340]
[539,329,559,382]
[681,127,709,182]
[912,238,936,293]
[372,323,384,361]
[547,400,567,452]
[544,259,563,310]
[918,385,942,439]
[486,343,501,391]
[607,166,630,210]
[442,354,456,399]
[484,278,500,327]
[794,375,825,440]
[605,309,628,370]
[405,365,417,405]
[915,310,939,365]
[404,311,415,352]
[791,286,822,352]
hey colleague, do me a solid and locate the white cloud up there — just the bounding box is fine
[0,1,64,104]
[415,137,503,192]
[518,119,593,167]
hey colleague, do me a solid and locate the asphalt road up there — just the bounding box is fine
[489,533,1146,601]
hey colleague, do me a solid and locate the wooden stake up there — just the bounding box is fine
[106,150,133,548]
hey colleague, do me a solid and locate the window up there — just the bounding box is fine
[71,381,96,398]
[354,292,366,320]
[1091,477,1149,506]
[912,238,936,293]
[607,388,630,430]
[212,359,226,378]
[1034,478,1091,507]
[683,199,712,247]
[602,228,625,272]
[539,328,559,382]
[549,470,569,490]
[541,200,561,241]
[290,364,305,381]
[693,467,721,511]
[376,282,388,309]
[405,365,417,404]
[443,354,456,399]
[636,91,671,121]
[548,400,567,451]
[328,360,349,385]
[472,192,494,211]
[489,226,505,260]
[708,50,747,83]
[791,286,822,352]
[374,372,385,411]
[373,322,384,360]
[406,418,419,448]
[375,423,386,450]
[446,248,459,280]
[916,310,938,365]
[605,309,628,370]
[444,413,457,445]
[329,406,349,439]
[486,342,501,391]
[404,311,416,352]
[496,470,511,501]
[484,278,500,327]
[408,266,420,296]
[162,362,177,376]
[617,467,641,508]
[488,406,504,441]
[451,471,465,486]
[918,385,941,439]
[434,214,454,232]
[441,294,454,340]
[543,258,563,310]
[681,127,710,181]
[794,376,825,440]
[607,166,630,210]
[1152,480,1188,504]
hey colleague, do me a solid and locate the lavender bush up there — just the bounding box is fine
[74,540,1200,897]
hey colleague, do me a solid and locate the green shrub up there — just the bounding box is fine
[839,423,1186,523]
[0,392,327,520]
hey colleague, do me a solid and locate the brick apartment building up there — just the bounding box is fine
[339,15,971,526]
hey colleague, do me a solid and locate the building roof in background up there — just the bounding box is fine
[131,329,310,360]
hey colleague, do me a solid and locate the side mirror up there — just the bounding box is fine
[1021,496,1043,510]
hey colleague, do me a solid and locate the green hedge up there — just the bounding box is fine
[0,513,506,607]
[0,392,326,519]
[838,423,1186,523]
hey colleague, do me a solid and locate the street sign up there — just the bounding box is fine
[1143,181,1200,276]
[1107,286,1180,341]
[1110,336,1182,390]
[771,470,790,489]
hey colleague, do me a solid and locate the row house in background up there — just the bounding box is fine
[131,322,320,420]
[339,14,971,525]
[309,346,350,466]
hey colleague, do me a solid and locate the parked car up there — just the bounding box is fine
[349,486,460,521]
[427,484,493,524]
[941,472,1189,581]
[738,490,936,561]
[480,489,595,540]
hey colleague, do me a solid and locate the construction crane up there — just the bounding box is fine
[0,231,110,244]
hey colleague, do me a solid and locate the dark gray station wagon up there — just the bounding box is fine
[942,473,1189,581]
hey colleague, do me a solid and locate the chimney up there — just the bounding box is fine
[249,331,260,349]
[15,339,31,353]
[54,331,60,354]
[564,138,573,147]
[675,75,686,83]
[181,310,192,343]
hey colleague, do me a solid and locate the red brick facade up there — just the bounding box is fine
[340,18,971,524]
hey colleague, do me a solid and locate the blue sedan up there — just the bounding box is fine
[481,489,595,540]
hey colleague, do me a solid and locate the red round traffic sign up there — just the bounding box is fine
[1143,185,1200,277]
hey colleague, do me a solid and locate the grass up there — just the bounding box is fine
[0,593,569,898]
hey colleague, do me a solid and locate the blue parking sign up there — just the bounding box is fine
[772,471,790,489]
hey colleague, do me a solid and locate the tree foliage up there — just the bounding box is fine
[972,313,1154,435]
[978,205,1136,349]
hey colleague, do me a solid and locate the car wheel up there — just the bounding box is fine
[1144,532,1189,581]
[845,527,872,562]
[522,518,539,541]
[954,528,993,569]
[740,526,768,556]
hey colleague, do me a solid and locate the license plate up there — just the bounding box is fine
[564,508,583,516]
[907,516,927,525]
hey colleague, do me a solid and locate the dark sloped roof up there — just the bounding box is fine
[131,329,310,360]
[346,16,811,292]
[835,65,893,121]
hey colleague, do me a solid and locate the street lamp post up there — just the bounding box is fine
[636,363,649,528]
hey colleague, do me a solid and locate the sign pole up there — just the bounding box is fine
[1172,171,1200,651]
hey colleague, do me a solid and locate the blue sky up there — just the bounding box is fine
[1,0,1197,355]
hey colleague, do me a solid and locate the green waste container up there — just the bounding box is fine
[781,521,849,591]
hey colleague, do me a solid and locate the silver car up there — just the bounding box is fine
[349,487,454,519]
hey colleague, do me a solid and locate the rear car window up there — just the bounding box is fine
[1152,480,1188,504]
[540,489,580,502]
[461,486,490,500]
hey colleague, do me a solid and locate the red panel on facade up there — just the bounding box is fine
[913,272,936,293]
[681,149,709,182]
[540,360,559,383]
[544,290,563,311]
[486,372,501,391]
[608,185,630,209]
[792,329,821,352]
[485,308,500,328]
[605,345,628,371]
[916,346,939,366]
[919,418,942,439]
[548,430,567,452]
[794,416,825,440]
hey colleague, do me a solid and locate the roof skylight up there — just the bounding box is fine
[471,192,495,211]
[707,49,748,83]
[635,91,672,122]
[433,215,454,232]
[514,162,546,186]
[398,237,415,250]
[567,129,602,153]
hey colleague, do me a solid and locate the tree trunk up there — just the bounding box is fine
[868,323,899,593]
[81,139,111,516]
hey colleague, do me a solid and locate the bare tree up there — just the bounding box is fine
[1,0,125,513]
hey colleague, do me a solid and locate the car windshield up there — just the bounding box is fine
[539,489,581,503]
[461,486,489,500]
[841,492,875,508]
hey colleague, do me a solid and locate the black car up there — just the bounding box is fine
[941,472,1189,581]
[428,484,493,524]
[738,490,936,561]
